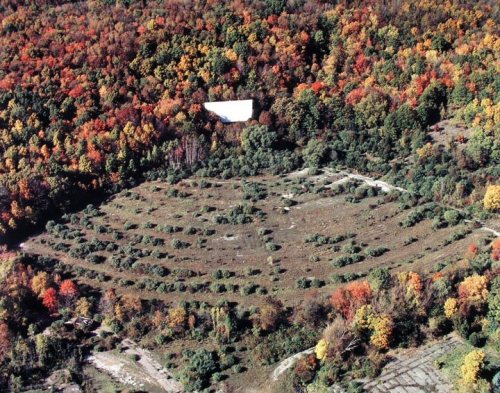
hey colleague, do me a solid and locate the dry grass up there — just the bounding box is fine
[24,170,486,309]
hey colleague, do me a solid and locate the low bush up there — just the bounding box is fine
[364,246,389,257]
[265,242,279,252]
[171,239,188,249]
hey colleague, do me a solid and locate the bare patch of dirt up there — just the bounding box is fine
[428,119,473,151]
[88,338,183,392]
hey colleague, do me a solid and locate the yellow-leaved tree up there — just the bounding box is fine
[370,315,393,350]
[315,339,328,361]
[461,349,485,385]
[444,297,458,319]
[354,305,393,350]
[483,184,500,211]
[75,297,91,318]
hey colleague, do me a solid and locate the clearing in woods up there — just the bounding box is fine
[22,169,496,390]
[24,169,490,307]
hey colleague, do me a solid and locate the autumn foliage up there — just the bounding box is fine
[0,322,11,363]
[483,185,500,211]
[461,350,485,385]
[397,271,424,304]
[491,238,500,261]
[330,281,372,320]
[0,0,497,239]
[253,297,284,332]
[458,275,489,303]
[42,288,58,314]
[354,305,393,350]
[59,279,79,300]
[168,307,187,331]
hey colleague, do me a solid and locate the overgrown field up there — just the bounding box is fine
[25,169,485,308]
[19,169,497,390]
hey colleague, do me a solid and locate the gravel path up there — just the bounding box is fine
[270,347,315,381]
[88,338,183,392]
[337,172,407,193]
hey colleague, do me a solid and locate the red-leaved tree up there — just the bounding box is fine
[59,279,79,306]
[43,288,58,314]
[330,281,372,320]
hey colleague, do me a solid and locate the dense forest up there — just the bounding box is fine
[0,0,498,241]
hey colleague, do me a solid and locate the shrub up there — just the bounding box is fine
[364,246,389,257]
[305,233,334,246]
[403,236,418,245]
[227,204,255,224]
[257,227,271,236]
[94,224,107,234]
[281,197,296,207]
[428,316,450,337]
[160,224,181,233]
[155,334,168,345]
[129,354,140,361]
[368,268,391,291]
[210,283,226,293]
[342,241,361,254]
[467,332,486,347]
[330,274,344,284]
[330,255,353,268]
[444,229,470,244]
[220,354,237,369]
[201,205,215,213]
[184,226,197,235]
[346,381,364,393]
[85,254,103,264]
[180,349,219,391]
[245,267,258,276]
[212,372,222,382]
[166,188,179,197]
[257,287,267,295]
[232,364,244,373]
[343,272,360,282]
[265,242,279,252]
[201,228,215,236]
[443,210,462,225]
[240,283,256,295]
[171,239,188,249]
[45,220,56,232]
[296,277,309,289]
[124,222,135,230]
[354,186,368,199]
[242,181,268,201]
[400,205,435,227]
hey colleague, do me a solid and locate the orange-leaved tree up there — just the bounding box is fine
[42,288,58,314]
[59,279,79,307]
[458,275,489,304]
[330,281,372,320]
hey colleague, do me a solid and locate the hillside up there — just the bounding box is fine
[0,0,498,241]
[0,1,498,392]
